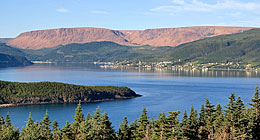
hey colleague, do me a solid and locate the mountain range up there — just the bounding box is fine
[7,26,254,49]
[1,26,260,69]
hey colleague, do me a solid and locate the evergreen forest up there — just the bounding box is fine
[0,86,260,140]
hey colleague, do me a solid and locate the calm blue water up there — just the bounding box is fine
[0,63,259,130]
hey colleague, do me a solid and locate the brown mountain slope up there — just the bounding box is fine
[7,26,255,49]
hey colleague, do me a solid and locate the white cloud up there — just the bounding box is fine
[89,10,109,15]
[172,0,185,5]
[56,8,69,13]
[151,0,260,14]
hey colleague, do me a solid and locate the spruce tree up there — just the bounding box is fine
[165,110,180,139]
[198,105,208,140]
[88,106,102,140]
[234,96,249,139]
[78,113,92,140]
[4,113,11,127]
[73,102,84,124]
[187,105,199,139]
[136,107,149,140]
[204,98,215,140]
[213,103,224,139]
[21,113,42,140]
[72,102,84,139]
[225,93,236,139]
[249,86,260,139]
[99,113,116,140]
[0,114,19,140]
[61,121,74,140]
[129,119,138,140]
[152,113,167,140]
[118,117,131,140]
[52,120,61,140]
[40,111,52,139]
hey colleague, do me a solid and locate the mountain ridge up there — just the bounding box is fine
[7,26,255,49]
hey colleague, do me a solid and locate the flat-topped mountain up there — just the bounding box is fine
[7,26,254,49]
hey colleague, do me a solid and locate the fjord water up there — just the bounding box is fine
[0,63,259,129]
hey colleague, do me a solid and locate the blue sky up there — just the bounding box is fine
[1,0,260,37]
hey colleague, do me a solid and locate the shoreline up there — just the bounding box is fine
[0,95,141,108]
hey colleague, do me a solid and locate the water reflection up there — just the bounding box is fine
[2,63,258,78]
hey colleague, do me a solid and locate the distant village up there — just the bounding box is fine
[94,61,259,71]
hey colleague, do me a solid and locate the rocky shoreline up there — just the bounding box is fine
[0,95,141,108]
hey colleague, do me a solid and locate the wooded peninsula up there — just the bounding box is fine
[0,81,140,107]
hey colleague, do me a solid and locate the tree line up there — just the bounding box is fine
[0,86,260,140]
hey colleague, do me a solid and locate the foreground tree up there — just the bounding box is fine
[40,111,52,139]
[118,117,131,140]
[0,114,19,140]
[249,86,260,139]
[61,121,74,140]
[20,113,42,140]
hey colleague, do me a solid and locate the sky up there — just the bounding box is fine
[1,0,260,38]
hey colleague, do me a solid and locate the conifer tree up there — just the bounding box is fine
[61,121,74,140]
[198,105,208,140]
[21,113,42,140]
[152,113,167,140]
[72,102,84,139]
[52,120,61,140]
[234,96,248,139]
[0,114,19,140]
[204,98,215,140]
[180,110,188,139]
[118,116,131,140]
[99,113,116,140]
[40,111,52,139]
[78,113,92,140]
[249,86,260,139]
[136,107,149,140]
[88,106,103,140]
[225,93,236,139]
[187,105,199,139]
[4,113,11,127]
[129,119,138,140]
[73,102,84,124]
[165,110,180,139]
[213,103,224,139]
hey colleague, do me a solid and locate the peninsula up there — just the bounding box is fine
[0,81,141,107]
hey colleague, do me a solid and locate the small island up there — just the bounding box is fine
[0,81,141,107]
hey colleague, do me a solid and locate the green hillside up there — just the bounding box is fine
[142,29,260,67]
[23,41,170,62]
[0,43,26,56]
[0,53,32,68]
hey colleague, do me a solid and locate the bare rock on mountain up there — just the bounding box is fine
[7,26,254,49]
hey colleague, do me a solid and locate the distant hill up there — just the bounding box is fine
[0,53,32,68]
[141,29,260,67]
[7,26,254,49]
[24,41,170,62]
[0,43,26,56]
[0,38,12,43]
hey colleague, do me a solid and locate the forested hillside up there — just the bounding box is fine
[143,29,260,67]
[0,53,32,68]
[0,86,259,139]
[0,81,140,105]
